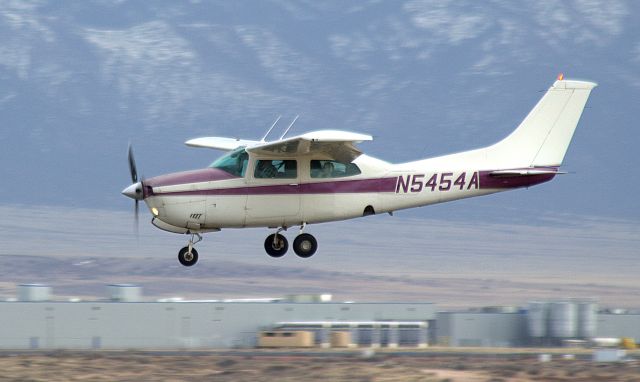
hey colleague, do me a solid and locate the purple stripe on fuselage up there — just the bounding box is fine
[301,177,397,194]
[152,177,399,197]
[142,165,558,199]
[146,168,238,188]
[479,168,557,189]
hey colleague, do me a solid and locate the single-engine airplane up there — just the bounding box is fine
[123,76,596,266]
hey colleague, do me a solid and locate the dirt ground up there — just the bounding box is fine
[0,351,639,382]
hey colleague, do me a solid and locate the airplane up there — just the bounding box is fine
[122,75,596,267]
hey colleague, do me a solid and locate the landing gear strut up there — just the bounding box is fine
[178,233,202,267]
[264,228,288,258]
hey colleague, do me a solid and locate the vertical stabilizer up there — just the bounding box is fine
[490,78,597,167]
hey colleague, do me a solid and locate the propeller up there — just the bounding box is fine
[123,144,144,234]
[128,143,138,184]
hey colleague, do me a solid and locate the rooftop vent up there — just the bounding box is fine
[18,284,51,302]
[108,284,142,302]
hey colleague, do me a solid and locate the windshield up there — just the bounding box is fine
[209,147,248,177]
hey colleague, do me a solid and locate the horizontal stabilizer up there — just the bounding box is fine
[490,168,566,177]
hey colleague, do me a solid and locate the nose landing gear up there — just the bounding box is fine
[178,233,202,267]
[178,247,198,266]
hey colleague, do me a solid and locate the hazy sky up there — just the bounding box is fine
[0,1,638,275]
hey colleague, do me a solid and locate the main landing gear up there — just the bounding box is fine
[178,233,201,267]
[263,225,318,259]
[265,228,288,258]
[292,233,317,258]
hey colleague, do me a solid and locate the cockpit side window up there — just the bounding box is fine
[255,159,297,179]
[310,160,361,178]
[209,148,248,177]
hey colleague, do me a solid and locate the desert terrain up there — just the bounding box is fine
[0,350,638,382]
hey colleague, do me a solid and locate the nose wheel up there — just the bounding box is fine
[178,233,202,267]
[178,247,199,267]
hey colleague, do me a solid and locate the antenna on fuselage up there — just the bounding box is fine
[261,115,282,142]
[279,115,299,140]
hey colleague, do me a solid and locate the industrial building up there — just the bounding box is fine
[436,300,604,347]
[1,284,436,349]
[436,310,528,347]
[1,284,639,350]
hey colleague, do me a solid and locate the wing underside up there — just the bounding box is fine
[185,137,259,151]
[246,130,372,162]
[186,130,373,162]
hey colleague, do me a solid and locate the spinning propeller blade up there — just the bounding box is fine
[125,144,143,236]
[128,144,138,184]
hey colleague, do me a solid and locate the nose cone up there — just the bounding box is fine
[122,182,143,200]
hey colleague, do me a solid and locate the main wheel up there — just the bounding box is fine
[264,234,288,258]
[293,233,318,258]
[178,246,199,267]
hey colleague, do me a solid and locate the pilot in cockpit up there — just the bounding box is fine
[320,162,334,178]
[257,160,277,178]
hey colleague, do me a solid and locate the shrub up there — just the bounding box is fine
[216,359,237,368]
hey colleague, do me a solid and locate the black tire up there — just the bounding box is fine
[264,234,288,258]
[178,246,199,267]
[293,233,318,258]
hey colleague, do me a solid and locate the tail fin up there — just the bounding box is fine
[490,78,597,167]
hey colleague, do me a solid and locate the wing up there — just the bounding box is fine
[246,130,373,162]
[185,137,259,151]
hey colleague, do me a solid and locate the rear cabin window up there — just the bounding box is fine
[209,148,248,177]
[310,160,361,178]
[254,160,297,179]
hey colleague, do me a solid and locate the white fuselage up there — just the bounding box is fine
[143,153,549,234]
